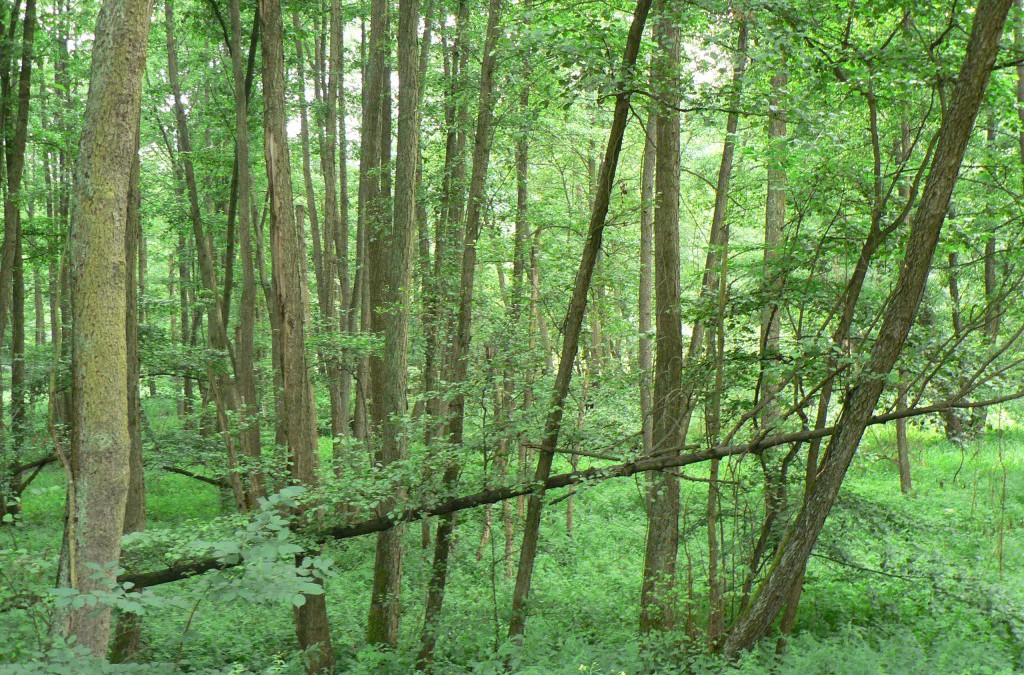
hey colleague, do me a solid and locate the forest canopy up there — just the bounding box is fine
[1,0,1024,672]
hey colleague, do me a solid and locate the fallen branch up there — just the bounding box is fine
[161,466,229,488]
[119,390,1024,589]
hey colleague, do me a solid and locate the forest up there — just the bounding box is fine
[1,0,1024,671]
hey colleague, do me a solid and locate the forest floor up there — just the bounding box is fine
[2,420,1023,674]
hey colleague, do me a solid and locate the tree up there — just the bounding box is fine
[364,0,422,647]
[418,0,500,663]
[259,0,334,668]
[59,0,151,655]
[639,0,683,636]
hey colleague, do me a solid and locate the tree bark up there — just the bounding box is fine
[111,137,145,663]
[59,0,151,655]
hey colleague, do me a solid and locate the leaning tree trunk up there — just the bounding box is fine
[508,0,653,639]
[58,0,151,656]
[721,0,1012,654]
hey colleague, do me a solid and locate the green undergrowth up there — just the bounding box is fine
[2,425,1022,673]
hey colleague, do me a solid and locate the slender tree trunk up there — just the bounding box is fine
[419,1,471,548]
[178,233,193,418]
[639,1,683,636]
[33,264,45,346]
[705,232,730,645]
[760,69,787,428]
[334,0,355,459]
[760,68,796,640]
[896,369,912,494]
[166,0,250,511]
[638,115,655,463]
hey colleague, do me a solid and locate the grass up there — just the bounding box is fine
[1,416,1023,673]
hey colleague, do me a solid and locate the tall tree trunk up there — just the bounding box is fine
[230,0,264,505]
[509,0,652,639]
[417,0,500,664]
[353,0,387,450]
[419,0,471,548]
[638,115,655,463]
[33,263,45,346]
[367,0,421,648]
[639,1,683,636]
[511,23,534,531]
[760,69,787,428]
[319,0,348,461]
[177,233,193,418]
[705,17,749,646]
[333,0,355,459]
[760,68,797,639]
[896,369,912,494]
[259,0,335,669]
[59,0,151,655]
[297,9,344,456]
[721,0,1011,653]
[0,0,35,519]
